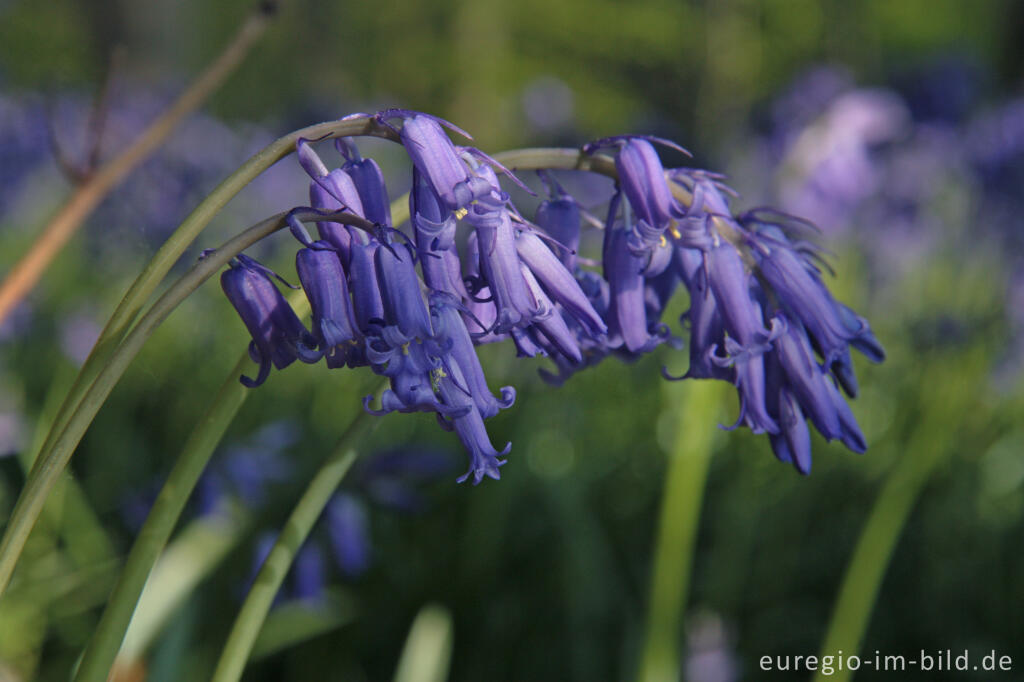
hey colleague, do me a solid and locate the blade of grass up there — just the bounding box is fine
[209,405,379,682]
[393,604,454,682]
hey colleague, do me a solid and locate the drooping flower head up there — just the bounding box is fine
[218,109,884,481]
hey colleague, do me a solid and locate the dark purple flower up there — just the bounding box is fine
[411,168,470,301]
[299,138,366,257]
[703,244,780,434]
[326,494,372,578]
[777,387,812,474]
[296,244,361,368]
[364,329,458,418]
[705,242,772,349]
[615,137,682,235]
[355,447,454,511]
[292,543,327,602]
[309,175,356,262]
[468,198,540,332]
[395,114,491,210]
[773,319,842,440]
[515,229,607,338]
[348,239,386,332]
[430,293,515,419]
[824,377,867,454]
[221,255,320,387]
[534,176,582,270]
[752,238,853,367]
[674,247,729,380]
[195,420,297,516]
[435,359,510,484]
[520,266,583,363]
[216,109,885,479]
[337,138,392,226]
[375,236,434,340]
[604,225,656,353]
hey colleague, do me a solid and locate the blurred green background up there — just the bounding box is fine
[1,0,1023,680]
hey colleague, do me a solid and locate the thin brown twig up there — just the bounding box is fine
[0,2,279,326]
[46,47,125,184]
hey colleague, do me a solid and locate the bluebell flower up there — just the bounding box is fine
[411,168,470,301]
[604,224,657,353]
[325,493,371,578]
[515,229,607,338]
[434,358,510,485]
[195,421,297,516]
[388,112,492,211]
[363,328,459,418]
[348,238,386,332]
[672,247,729,380]
[534,175,582,270]
[465,176,540,332]
[295,243,362,369]
[519,265,584,363]
[374,234,434,341]
[584,135,689,250]
[354,447,455,511]
[292,543,327,602]
[704,243,771,352]
[748,234,853,367]
[823,377,867,454]
[298,138,367,257]
[320,447,454,580]
[772,318,842,441]
[0,95,50,215]
[429,292,515,419]
[59,308,102,367]
[221,254,321,387]
[238,446,452,601]
[336,138,392,227]
[658,164,880,468]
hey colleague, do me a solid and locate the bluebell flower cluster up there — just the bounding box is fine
[220,111,883,479]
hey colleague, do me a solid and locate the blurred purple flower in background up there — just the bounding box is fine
[0,410,26,460]
[0,88,303,258]
[521,76,575,134]
[774,87,909,234]
[684,612,739,682]
[247,447,453,603]
[736,60,1024,387]
[195,421,298,517]
[58,308,102,367]
[0,94,51,216]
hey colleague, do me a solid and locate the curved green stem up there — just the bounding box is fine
[0,209,367,597]
[210,404,380,682]
[637,379,725,682]
[812,421,947,682]
[388,147,697,233]
[71,349,263,682]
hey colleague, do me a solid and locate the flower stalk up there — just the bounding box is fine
[637,379,726,682]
